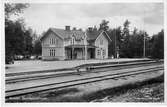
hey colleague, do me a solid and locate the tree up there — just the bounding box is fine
[24,30,33,55]
[93,26,98,31]
[99,19,109,31]
[119,19,151,58]
[120,20,131,57]
[129,30,149,57]
[122,19,130,37]
[5,3,29,19]
[5,20,25,56]
[150,30,164,59]
[33,39,42,56]
[5,19,33,55]
[5,3,31,63]
[108,27,122,57]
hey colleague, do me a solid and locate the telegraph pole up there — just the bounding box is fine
[115,29,117,58]
[143,8,146,58]
[85,44,87,60]
[84,33,87,61]
[143,31,146,58]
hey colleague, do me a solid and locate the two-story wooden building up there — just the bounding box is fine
[40,26,112,60]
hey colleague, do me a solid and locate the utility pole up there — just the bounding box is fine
[143,8,146,58]
[143,31,146,58]
[85,45,87,60]
[115,29,117,58]
[84,33,87,60]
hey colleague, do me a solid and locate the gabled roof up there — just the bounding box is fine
[86,30,102,41]
[41,28,112,43]
[86,30,112,42]
[41,28,85,41]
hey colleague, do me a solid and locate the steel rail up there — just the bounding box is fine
[6,66,163,98]
[6,61,163,84]
[6,59,157,77]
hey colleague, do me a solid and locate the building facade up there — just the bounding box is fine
[40,26,112,60]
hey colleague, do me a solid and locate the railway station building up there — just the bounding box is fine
[40,26,112,60]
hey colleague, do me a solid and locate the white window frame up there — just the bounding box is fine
[49,49,51,56]
[50,38,56,45]
[50,38,52,44]
[53,49,56,56]
[103,49,106,56]
[97,49,100,56]
[100,39,103,45]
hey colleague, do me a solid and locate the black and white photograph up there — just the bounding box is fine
[1,0,165,104]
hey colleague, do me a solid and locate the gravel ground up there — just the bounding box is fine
[6,72,164,102]
[92,82,164,102]
[6,58,147,74]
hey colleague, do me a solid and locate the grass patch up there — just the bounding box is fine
[45,88,79,98]
[89,74,164,102]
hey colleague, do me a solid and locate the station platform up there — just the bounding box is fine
[5,58,149,74]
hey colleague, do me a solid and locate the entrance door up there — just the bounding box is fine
[102,49,106,59]
[90,48,95,59]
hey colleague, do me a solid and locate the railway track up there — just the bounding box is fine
[6,60,163,84]
[6,64,163,98]
[6,59,156,77]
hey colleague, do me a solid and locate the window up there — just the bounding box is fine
[100,39,103,45]
[49,49,52,56]
[50,38,52,44]
[52,49,54,56]
[49,49,56,56]
[53,50,56,56]
[103,49,106,56]
[52,38,54,44]
[97,49,100,56]
[50,38,56,44]
[53,38,56,44]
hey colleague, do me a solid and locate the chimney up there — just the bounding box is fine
[73,27,76,30]
[78,28,82,31]
[88,27,93,32]
[65,26,70,31]
[93,26,97,31]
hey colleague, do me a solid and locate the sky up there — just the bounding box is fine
[12,3,164,36]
